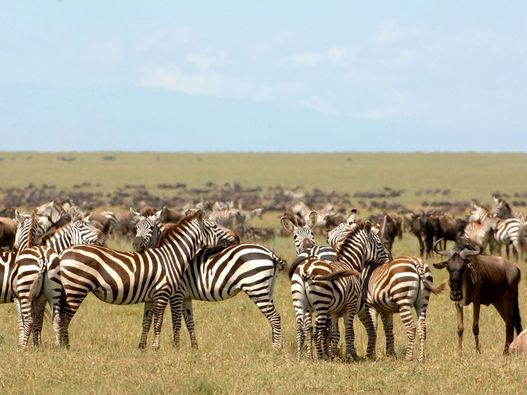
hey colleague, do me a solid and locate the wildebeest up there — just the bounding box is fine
[433,241,522,354]
[0,217,16,250]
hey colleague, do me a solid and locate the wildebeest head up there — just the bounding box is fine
[433,239,481,301]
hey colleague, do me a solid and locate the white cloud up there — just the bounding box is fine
[326,46,349,64]
[138,64,230,96]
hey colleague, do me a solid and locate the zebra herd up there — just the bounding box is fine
[0,199,445,365]
[2,195,524,363]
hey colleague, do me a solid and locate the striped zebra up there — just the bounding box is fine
[132,210,286,349]
[469,203,525,260]
[281,212,338,359]
[57,210,239,349]
[464,204,497,252]
[303,221,390,360]
[0,211,55,345]
[16,217,103,348]
[491,197,527,261]
[330,221,445,362]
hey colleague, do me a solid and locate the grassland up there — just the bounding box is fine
[1,152,527,394]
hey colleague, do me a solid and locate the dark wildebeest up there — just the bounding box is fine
[0,217,17,250]
[433,241,522,354]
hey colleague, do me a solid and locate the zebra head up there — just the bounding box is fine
[68,218,105,246]
[132,211,162,252]
[490,196,513,219]
[14,210,53,251]
[281,211,317,255]
[327,220,391,268]
[193,210,240,249]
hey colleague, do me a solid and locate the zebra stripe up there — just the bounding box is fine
[133,213,286,349]
[302,222,390,360]
[58,211,239,349]
[16,219,103,348]
[361,256,443,362]
[281,213,339,359]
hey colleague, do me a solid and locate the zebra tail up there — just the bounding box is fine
[311,269,361,281]
[426,281,447,295]
[28,259,47,304]
[272,252,287,273]
[288,256,307,279]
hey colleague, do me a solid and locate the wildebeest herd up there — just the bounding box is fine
[1,191,527,360]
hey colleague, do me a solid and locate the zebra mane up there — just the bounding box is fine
[157,212,200,246]
[27,210,37,247]
[334,221,371,255]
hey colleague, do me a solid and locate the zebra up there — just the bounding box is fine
[491,197,526,261]
[281,211,338,359]
[16,217,103,348]
[468,203,525,260]
[57,210,239,349]
[132,210,286,349]
[302,221,391,360]
[0,211,55,345]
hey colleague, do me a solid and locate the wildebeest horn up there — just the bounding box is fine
[460,246,482,260]
[433,239,454,258]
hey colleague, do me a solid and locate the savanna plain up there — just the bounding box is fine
[1,152,527,394]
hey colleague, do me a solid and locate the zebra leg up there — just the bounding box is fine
[169,294,184,347]
[304,312,314,359]
[365,306,378,360]
[314,313,329,359]
[138,301,154,349]
[295,313,305,360]
[182,300,199,349]
[399,304,417,361]
[247,295,282,349]
[330,316,340,358]
[32,302,46,347]
[14,298,24,347]
[151,297,169,350]
[60,293,89,349]
[417,312,427,363]
[381,313,396,358]
[343,306,358,361]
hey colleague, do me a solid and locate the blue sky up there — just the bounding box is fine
[1,2,526,151]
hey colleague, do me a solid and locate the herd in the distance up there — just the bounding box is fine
[1,193,527,360]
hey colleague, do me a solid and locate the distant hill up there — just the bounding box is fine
[0,84,519,152]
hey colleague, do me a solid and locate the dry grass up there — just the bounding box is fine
[1,152,527,394]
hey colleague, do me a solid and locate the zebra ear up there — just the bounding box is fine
[83,215,91,222]
[129,208,142,222]
[15,209,25,224]
[307,211,318,228]
[280,216,295,233]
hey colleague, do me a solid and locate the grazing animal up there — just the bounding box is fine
[302,221,390,360]
[433,241,522,354]
[463,204,497,253]
[328,221,445,362]
[281,211,338,359]
[0,212,55,346]
[379,213,402,254]
[57,211,239,349]
[0,217,16,251]
[16,218,103,348]
[132,211,285,349]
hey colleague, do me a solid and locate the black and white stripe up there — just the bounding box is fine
[57,211,239,349]
[302,221,390,360]
[133,212,286,349]
[16,218,103,348]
